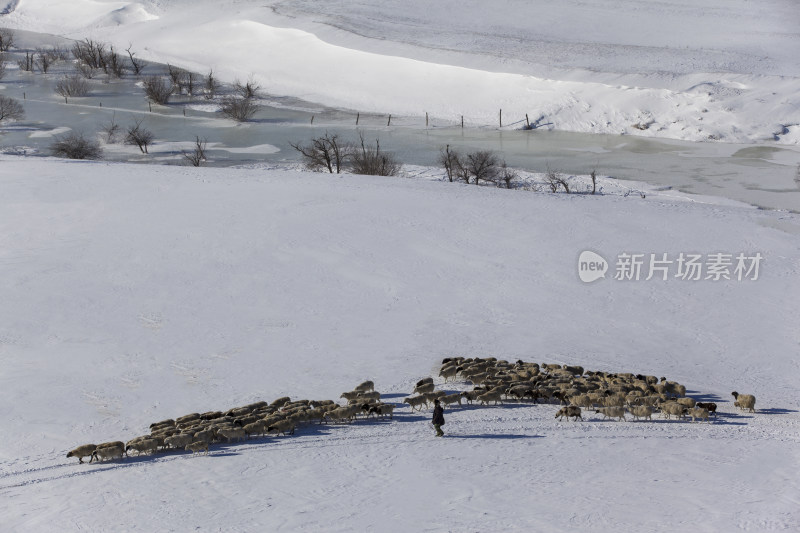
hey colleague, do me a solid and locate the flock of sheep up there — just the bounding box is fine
[401,357,757,425]
[67,358,758,464]
[67,380,395,464]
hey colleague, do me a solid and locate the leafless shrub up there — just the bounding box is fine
[55,74,89,97]
[220,96,258,122]
[203,69,219,99]
[143,75,172,105]
[499,162,518,189]
[125,117,154,154]
[544,166,570,193]
[50,132,103,159]
[0,28,15,52]
[125,44,144,76]
[234,76,260,99]
[0,95,24,122]
[101,113,121,143]
[34,47,54,73]
[350,133,401,176]
[590,168,597,194]
[465,150,500,186]
[50,45,71,61]
[103,46,127,78]
[182,136,208,166]
[0,54,6,81]
[290,132,352,173]
[76,62,97,79]
[17,51,34,72]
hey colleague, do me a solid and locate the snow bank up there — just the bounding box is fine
[0,157,798,531]
[1,0,798,144]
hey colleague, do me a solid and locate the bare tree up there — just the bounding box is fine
[465,150,500,186]
[0,28,15,51]
[438,145,462,183]
[17,51,34,72]
[590,168,597,194]
[290,133,352,173]
[55,74,89,98]
[182,136,208,166]
[101,113,121,143]
[0,53,6,81]
[203,69,219,99]
[220,96,258,122]
[50,45,70,61]
[351,133,401,176]
[143,75,172,105]
[234,76,260,99]
[0,95,24,122]
[125,117,154,154]
[125,44,144,76]
[72,39,106,69]
[50,132,103,159]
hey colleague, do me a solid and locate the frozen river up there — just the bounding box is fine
[2,50,799,212]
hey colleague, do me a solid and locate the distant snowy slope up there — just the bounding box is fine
[0,157,799,530]
[2,0,799,143]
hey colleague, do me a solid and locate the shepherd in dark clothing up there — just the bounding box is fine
[432,399,445,437]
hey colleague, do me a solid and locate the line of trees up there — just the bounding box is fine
[291,132,401,176]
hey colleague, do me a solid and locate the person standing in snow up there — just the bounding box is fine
[432,399,445,437]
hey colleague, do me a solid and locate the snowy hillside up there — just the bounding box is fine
[2,0,799,143]
[0,157,798,531]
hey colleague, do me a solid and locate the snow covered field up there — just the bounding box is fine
[1,1,800,531]
[0,157,799,531]
[2,0,799,143]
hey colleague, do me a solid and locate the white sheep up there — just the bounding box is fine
[185,441,209,455]
[686,406,710,423]
[358,391,381,402]
[126,438,159,456]
[354,380,375,392]
[731,391,756,413]
[370,403,395,419]
[340,391,362,401]
[413,382,435,395]
[67,444,97,464]
[439,365,459,382]
[164,434,194,449]
[439,393,463,407]
[267,419,295,436]
[91,444,124,462]
[659,402,687,420]
[594,407,626,421]
[403,395,427,411]
[243,421,267,438]
[216,427,246,443]
[627,405,654,421]
[477,391,503,405]
[676,397,696,409]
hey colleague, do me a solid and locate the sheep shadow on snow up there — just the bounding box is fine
[756,408,798,415]
[685,390,724,402]
[446,434,544,440]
